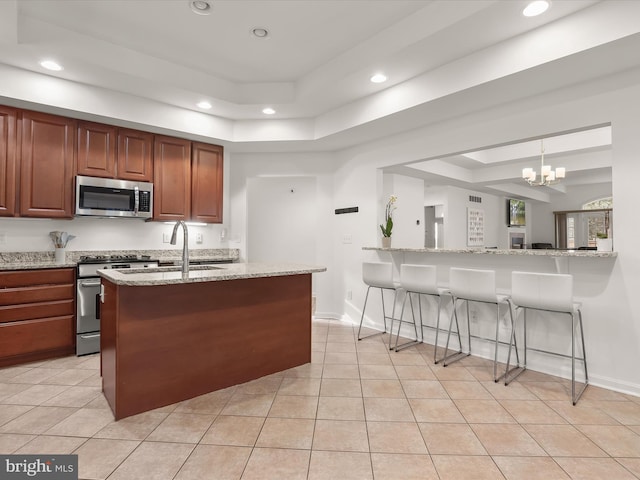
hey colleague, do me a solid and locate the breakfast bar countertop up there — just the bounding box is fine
[363,247,617,257]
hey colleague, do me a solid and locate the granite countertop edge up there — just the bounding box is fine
[0,248,240,271]
[98,263,327,286]
[362,247,618,258]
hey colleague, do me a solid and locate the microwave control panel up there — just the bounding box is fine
[139,191,151,212]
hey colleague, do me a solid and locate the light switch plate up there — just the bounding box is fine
[162,233,170,243]
[0,232,6,244]
[342,234,352,244]
[196,233,203,244]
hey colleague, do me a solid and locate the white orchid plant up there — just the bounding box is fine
[380,195,397,238]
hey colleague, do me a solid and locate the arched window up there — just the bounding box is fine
[583,197,613,210]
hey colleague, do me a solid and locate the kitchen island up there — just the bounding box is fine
[98,263,326,420]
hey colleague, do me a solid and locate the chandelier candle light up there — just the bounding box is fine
[522,139,566,187]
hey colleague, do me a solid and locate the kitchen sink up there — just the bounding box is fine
[119,265,225,274]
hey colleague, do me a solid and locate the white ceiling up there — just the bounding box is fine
[1,0,638,201]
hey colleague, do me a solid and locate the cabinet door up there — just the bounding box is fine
[191,142,223,223]
[153,135,191,221]
[20,111,75,218]
[117,128,153,182]
[77,120,117,178]
[0,106,17,216]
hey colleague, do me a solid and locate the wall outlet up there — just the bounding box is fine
[342,234,352,244]
[196,233,203,244]
[162,233,170,243]
[0,232,5,245]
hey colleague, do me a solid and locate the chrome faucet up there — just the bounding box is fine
[170,221,189,275]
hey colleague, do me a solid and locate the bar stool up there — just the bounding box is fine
[357,262,399,341]
[390,264,450,363]
[441,267,518,383]
[505,271,588,405]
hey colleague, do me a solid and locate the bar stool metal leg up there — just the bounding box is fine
[441,297,468,366]
[572,309,588,405]
[392,291,421,351]
[358,286,396,341]
[433,295,444,364]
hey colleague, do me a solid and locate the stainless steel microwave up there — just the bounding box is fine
[75,175,153,219]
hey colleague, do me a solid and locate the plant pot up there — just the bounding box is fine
[381,237,392,248]
[596,238,612,252]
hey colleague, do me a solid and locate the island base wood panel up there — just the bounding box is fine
[101,274,312,420]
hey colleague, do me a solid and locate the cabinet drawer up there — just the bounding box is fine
[0,315,74,358]
[0,284,74,306]
[0,268,74,288]
[0,299,75,323]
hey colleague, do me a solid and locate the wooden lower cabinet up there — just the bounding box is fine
[0,268,76,367]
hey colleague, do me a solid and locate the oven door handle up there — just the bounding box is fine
[95,293,101,320]
[80,279,101,287]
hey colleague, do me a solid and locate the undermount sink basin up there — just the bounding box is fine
[120,265,225,274]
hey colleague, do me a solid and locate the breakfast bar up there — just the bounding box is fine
[361,247,618,385]
[98,263,326,420]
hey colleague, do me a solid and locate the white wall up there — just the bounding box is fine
[426,186,517,249]
[227,152,336,317]
[247,176,317,263]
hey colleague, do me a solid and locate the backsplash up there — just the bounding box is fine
[0,217,236,252]
[0,248,240,264]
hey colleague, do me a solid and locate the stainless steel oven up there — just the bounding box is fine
[76,255,158,355]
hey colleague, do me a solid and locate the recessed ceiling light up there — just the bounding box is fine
[262,107,276,115]
[370,73,387,84]
[523,0,550,17]
[40,60,63,71]
[189,0,212,15]
[197,101,212,109]
[252,27,269,39]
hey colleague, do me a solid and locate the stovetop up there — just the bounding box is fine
[78,254,152,264]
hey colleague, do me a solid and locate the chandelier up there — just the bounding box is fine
[522,140,566,186]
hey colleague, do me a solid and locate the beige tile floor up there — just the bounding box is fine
[1,318,640,479]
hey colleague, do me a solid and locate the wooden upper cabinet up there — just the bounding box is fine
[191,142,223,223]
[0,106,17,217]
[20,111,75,218]
[153,135,191,221]
[117,128,153,182]
[77,121,117,178]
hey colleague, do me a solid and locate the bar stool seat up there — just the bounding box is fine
[440,267,518,383]
[390,264,450,363]
[505,271,588,405]
[357,262,400,341]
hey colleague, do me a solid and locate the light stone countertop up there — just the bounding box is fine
[0,248,240,271]
[363,247,618,257]
[98,262,327,286]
